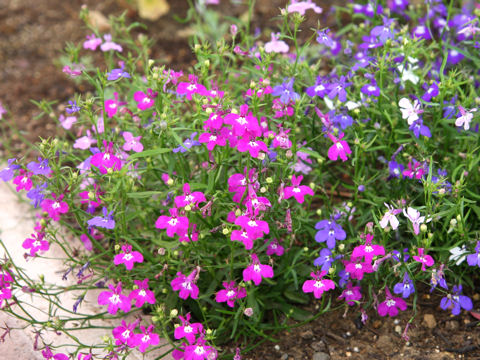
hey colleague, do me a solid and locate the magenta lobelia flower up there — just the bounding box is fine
[215,281,247,308]
[176,74,208,100]
[171,270,199,300]
[242,253,274,286]
[352,234,385,263]
[174,313,204,344]
[413,248,434,271]
[344,256,373,280]
[231,228,256,250]
[224,104,262,137]
[184,335,217,360]
[41,346,69,360]
[265,238,284,256]
[97,282,131,315]
[122,131,144,152]
[283,174,314,204]
[114,244,144,270]
[41,193,69,221]
[378,287,407,317]
[236,132,269,158]
[112,319,139,347]
[235,206,269,239]
[174,183,206,209]
[104,92,125,118]
[155,207,189,238]
[134,324,160,353]
[302,270,335,299]
[13,169,33,192]
[90,140,122,174]
[327,133,352,162]
[338,282,362,306]
[129,278,156,308]
[134,88,157,110]
[22,232,49,256]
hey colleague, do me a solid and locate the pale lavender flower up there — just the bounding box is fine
[0,158,20,182]
[100,34,123,52]
[87,207,115,229]
[272,78,300,104]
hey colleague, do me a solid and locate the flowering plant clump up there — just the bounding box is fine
[1,0,480,358]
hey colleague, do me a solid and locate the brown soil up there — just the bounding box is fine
[1,0,479,359]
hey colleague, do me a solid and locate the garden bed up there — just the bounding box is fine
[1,1,480,359]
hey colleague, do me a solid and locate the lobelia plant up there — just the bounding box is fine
[1,0,480,359]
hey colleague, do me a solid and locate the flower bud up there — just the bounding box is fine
[167,178,174,186]
[450,218,457,227]
[222,228,230,235]
[260,186,267,193]
[185,204,192,211]
[170,309,178,317]
[420,224,428,233]
[316,209,322,216]
[114,244,120,251]
[266,177,273,184]
[244,307,253,317]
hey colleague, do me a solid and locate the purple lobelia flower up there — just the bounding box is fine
[316,29,335,48]
[440,285,473,315]
[27,182,48,208]
[421,82,439,102]
[361,81,380,97]
[393,272,415,298]
[327,76,351,102]
[313,248,341,271]
[173,132,201,153]
[27,157,52,176]
[66,100,80,114]
[87,207,116,229]
[409,118,431,138]
[306,76,329,98]
[314,218,346,249]
[272,78,300,104]
[467,241,480,267]
[371,17,396,44]
[107,63,131,81]
[0,158,20,182]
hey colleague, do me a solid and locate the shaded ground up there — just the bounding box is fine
[0,0,479,359]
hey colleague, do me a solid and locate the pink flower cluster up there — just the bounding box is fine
[0,268,14,308]
[112,320,160,353]
[97,280,155,315]
[172,313,217,360]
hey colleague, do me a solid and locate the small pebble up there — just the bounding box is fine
[345,331,352,337]
[274,345,280,351]
[346,351,352,357]
[280,354,288,360]
[393,319,400,325]
[395,325,402,334]
[353,347,359,353]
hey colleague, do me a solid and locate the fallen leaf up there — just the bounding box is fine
[470,311,480,320]
[137,0,170,21]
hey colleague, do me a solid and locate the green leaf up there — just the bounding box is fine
[128,148,171,159]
